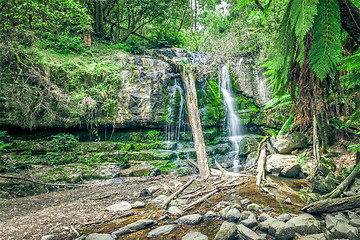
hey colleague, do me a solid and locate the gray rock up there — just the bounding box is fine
[227,189,236,194]
[159,215,170,221]
[41,235,56,240]
[216,201,236,208]
[277,213,292,222]
[259,213,271,222]
[349,176,360,193]
[349,218,360,227]
[288,214,321,235]
[226,208,241,222]
[240,199,251,206]
[175,214,203,225]
[238,136,258,156]
[312,172,338,194]
[334,212,349,224]
[169,198,187,207]
[182,231,208,240]
[258,217,277,232]
[220,205,242,219]
[247,203,261,212]
[131,201,145,208]
[266,154,300,177]
[272,132,307,154]
[237,224,261,240]
[325,214,337,230]
[298,233,326,240]
[74,236,87,240]
[240,211,253,220]
[167,206,183,216]
[346,211,358,219]
[269,220,296,240]
[152,195,168,204]
[204,211,217,218]
[215,221,238,240]
[86,233,114,240]
[106,201,132,212]
[330,221,358,239]
[241,213,257,228]
[147,225,176,237]
[112,219,157,237]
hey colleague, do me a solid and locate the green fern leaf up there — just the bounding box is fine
[309,0,342,81]
[290,0,319,41]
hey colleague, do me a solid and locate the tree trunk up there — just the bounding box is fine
[181,66,210,179]
[302,194,360,213]
[338,0,360,44]
[256,146,267,188]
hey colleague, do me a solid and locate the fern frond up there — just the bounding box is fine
[264,94,292,109]
[290,0,319,41]
[309,0,342,81]
[278,113,295,135]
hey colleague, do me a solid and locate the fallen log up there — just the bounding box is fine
[0,174,93,187]
[183,189,219,211]
[213,161,251,177]
[324,153,360,199]
[301,194,360,213]
[162,177,196,208]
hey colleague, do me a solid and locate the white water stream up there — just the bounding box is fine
[221,65,243,169]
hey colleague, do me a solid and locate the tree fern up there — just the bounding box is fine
[278,113,295,135]
[309,0,342,81]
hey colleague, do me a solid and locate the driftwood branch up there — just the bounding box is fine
[213,160,251,177]
[256,146,267,188]
[183,189,219,211]
[302,194,360,213]
[0,174,93,187]
[162,177,196,208]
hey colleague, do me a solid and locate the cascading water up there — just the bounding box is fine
[221,65,243,169]
[165,79,186,142]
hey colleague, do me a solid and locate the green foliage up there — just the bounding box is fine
[348,132,360,154]
[51,133,78,152]
[43,33,90,55]
[149,160,176,173]
[309,0,342,80]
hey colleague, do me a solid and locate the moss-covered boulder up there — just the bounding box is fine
[312,172,338,194]
[238,136,258,156]
[272,132,307,154]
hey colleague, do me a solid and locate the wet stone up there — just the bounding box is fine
[169,199,187,207]
[247,203,261,212]
[131,201,145,208]
[240,199,251,206]
[220,205,241,219]
[226,208,241,222]
[325,214,337,230]
[258,213,271,222]
[147,225,176,237]
[204,211,217,219]
[288,214,321,235]
[258,217,276,232]
[111,219,157,237]
[175,214,203,225]
[227,189,236,194]
[334,212,349,224]
[330,221,358,239]
[41,235,56,240]
[159,215,170,221]
[237,224,261,240]
[269,220,296,240]
[86,233,114,240]
[298,233,326,240]
[215,221,238,240]
[349,218,360,227]
[152,195,168,204]
[182,231,208,240]
[106,201,132,212]
[216,201,236,208]
[167,206,183,216]
[277,213,292,222]
[241,213,257,228]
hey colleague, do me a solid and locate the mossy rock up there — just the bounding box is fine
[320,157,336,172]
[312,172,338,194]
[238,136,258,156]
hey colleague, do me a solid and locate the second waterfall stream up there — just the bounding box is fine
[221,65,243,171]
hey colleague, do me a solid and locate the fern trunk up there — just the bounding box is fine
[338,0,360,44]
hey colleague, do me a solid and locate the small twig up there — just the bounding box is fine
[70,225,80,237]
[162,177,196,209]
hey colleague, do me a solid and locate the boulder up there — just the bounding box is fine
[238,136,258,156]
[86,233,114,240]
[131,201,145,208]
[272,132,307,154]
[349,218,360,227]
[226,208,241,222]
[204,211,217,218]
[258,217,277,232]
[258,213,271,222]
[277,213,292,222]
[220,205,242,219]
[215,221,238,240]
[182,231,208,240]
[325,214,337,230]
[167,206,183,216]
[268,220,296,240]
[241,214,257,228]
[330,221,358,239]
[175,214,203,225]
[240,199,251,206]
[41,236,56,240]
[147,225,176,237]
[298,233,326,240]
[244,151,257,169]
[287,214,321,235]
[312,172,338,194]
[237,224,261,240]
[266,154,300,177]
[112,219,157,237]
[106,201,132,212]
[247,203,261,212]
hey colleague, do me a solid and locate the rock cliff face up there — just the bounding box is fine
[112,48,272,130]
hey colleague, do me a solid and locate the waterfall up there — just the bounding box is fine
[165,79,186,142]
[221,65,243,168]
